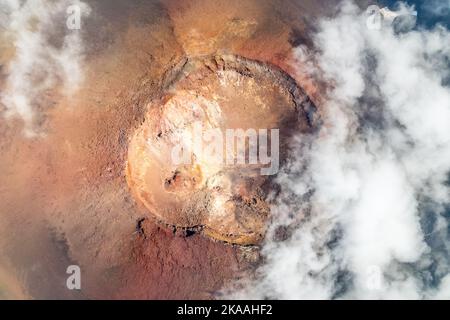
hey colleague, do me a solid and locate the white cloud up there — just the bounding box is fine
[226,0,450,300]
[0,0,90,136]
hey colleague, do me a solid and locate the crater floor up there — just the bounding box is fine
[127,54,310,245]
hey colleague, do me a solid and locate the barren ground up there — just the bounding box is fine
[0,0,343,299]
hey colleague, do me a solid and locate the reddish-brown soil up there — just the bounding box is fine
[0,0,340,299]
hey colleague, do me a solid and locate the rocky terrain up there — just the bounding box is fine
[0,0,343,299]
[127,54,314,245]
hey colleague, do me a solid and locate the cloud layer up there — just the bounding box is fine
[228,0,450,299]
[0,0,90,136]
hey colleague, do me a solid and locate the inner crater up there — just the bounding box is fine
[126,54,312,245]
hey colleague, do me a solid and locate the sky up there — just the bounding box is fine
[381,0,450,28]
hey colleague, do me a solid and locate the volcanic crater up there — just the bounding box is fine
[126,54,313,245]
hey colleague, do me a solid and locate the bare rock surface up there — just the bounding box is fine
[0,0,333,299]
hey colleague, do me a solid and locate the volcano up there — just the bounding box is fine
[0,0,335,299]
[126,54,312,245]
